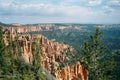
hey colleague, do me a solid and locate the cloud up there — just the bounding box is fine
[107,0,120,7]
[102,6,115,14]
[87,0,102,6]
[0,2,90,17]
[0,0,120,24]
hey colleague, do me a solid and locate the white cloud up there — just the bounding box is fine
[102,6,115,13]
[107,0,120,7]
[87,0,102,6]
[0,2,90,16]
[0,0,120,24]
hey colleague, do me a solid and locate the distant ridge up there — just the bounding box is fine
[0,22,23,27]
[0,22,8,26]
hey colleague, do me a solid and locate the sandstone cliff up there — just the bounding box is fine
[2,27,88,80]
[2,24,82,33]
[2,24,54,33]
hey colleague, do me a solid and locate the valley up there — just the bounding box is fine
[0,22,120,80]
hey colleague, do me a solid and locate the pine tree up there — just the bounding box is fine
[32,39,46,80]
[0,27,6,75]
[81,28,115,80]
[32,39,42,68]
[0,27,16,79]
[0,28,46,80]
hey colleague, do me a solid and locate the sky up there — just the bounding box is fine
[0,0,120,24]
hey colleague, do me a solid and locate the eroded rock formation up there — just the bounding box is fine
[2,24,54,33]
[57,62,88,80]
[2,27,88,80]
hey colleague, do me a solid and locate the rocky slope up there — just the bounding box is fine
[2,26,88,80]
[2,24,53,33]
[2,24,82,33]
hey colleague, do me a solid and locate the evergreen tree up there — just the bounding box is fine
[0,28,46,80]
[0,27,17,79]
[81,28,115,80]
[32,39,42,68]
[32,39,46,80]
[0,27,6,76]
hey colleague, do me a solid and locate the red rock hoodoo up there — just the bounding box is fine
[2,26,88,80]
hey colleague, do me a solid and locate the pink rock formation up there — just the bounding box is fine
[2,26,88,80]
[57,62,88,80]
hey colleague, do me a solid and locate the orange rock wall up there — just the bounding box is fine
[57,62,88,80]
[2,24,53,33]
[2,27,88,80]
